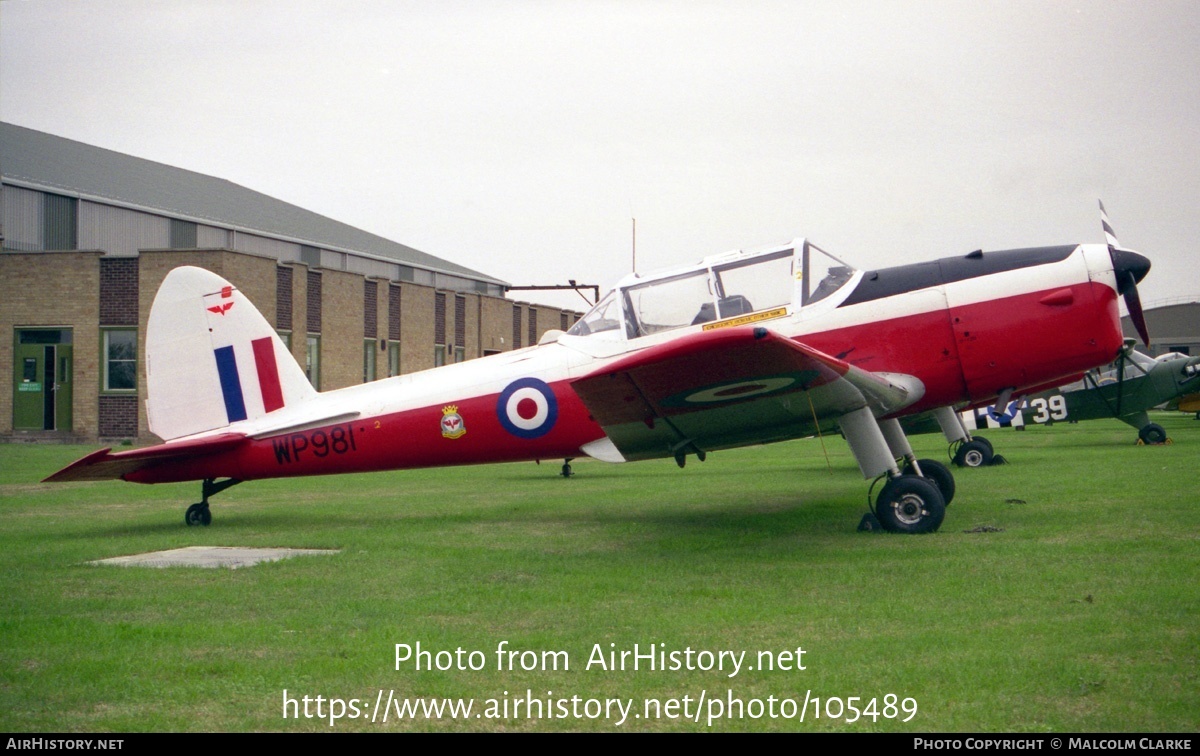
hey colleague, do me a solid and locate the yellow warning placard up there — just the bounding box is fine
[701,307,789,331]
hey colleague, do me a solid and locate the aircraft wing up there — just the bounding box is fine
[570,326,923,461]
[41,432,248,482]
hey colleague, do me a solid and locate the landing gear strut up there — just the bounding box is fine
[184,478,241,527]
[903,457,955,506]
[840,409,948,534]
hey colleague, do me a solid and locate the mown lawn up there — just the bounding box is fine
[1,413,1197,732]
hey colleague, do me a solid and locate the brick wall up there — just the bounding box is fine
[388,285,402,341]
[400,283,435,373]
[98,395,138,438]
[288,263,308,370]
[99,257,139,326]
[306,270,322,333]
[480,296,514,354]
[434,293,446,345]
[318,268,363,390]
[276,265,293,331]
[2,247,581,440]
[364,280,378,340]
[0,252,103,438]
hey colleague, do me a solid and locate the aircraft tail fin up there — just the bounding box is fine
[145,266,316,441]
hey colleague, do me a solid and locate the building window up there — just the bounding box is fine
[434,344,446,367]
[363,339,377,382]
[388,341,400,377]
[102,329,137,392]
[454,345,465,363]
[306,334,320,389]
[277,330,292,350]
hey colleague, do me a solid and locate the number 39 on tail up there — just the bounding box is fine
[46,203,1152,534]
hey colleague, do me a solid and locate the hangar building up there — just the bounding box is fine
[1122,300,1199,358]
[1,122,580,442]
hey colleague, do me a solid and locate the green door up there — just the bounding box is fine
[13,330,73,431]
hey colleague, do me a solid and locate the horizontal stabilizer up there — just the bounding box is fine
[250,411,361,439]
[42,433,247,483]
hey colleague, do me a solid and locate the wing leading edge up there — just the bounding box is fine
[570,326,923,461]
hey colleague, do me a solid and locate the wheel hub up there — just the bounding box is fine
[892,494,927,525]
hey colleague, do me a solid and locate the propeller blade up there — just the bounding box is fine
[1122,272,1151,347]
[1100,201,1152,347]
[1099,200,1120,248]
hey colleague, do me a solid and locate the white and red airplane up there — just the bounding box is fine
[46,205,1151,534]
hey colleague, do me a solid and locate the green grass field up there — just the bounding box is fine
[1,414,1197,732]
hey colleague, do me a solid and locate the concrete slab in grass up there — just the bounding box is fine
[90,546,339,569]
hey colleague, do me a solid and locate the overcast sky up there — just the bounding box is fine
[2,0,1197,311]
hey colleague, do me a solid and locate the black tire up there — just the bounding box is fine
[953,439,994,468]
[973,435,994,455]
[875,476,946,534]
[185,503,211,527]
[903,458,956,506]
[1138,423,1167,444]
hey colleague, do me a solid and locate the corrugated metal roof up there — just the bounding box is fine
[0,122,506,285]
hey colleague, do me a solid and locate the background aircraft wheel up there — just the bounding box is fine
[953,439,993,468]
[903,458,955,506]
[185,503,211,527]
[1138,423,1167,444]
[875,476,946,534]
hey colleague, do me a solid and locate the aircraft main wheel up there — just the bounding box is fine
[953,439,994,468]
[185,503,212,527]
[973,435,994,455]
[875,476,946,534]
[903,458,956,506]
[1139,423,1167,444]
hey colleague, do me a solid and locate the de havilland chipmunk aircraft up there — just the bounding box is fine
[45,206,1152,534]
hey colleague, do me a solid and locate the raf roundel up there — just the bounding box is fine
[496,377,559,439]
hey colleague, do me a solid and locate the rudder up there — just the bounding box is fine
[145,266,315,440]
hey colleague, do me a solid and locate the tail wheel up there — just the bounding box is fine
[185,503,211,527]
[903,458,956,506]
[875,476,946,534]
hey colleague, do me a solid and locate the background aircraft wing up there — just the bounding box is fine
[41,433,248,482]
[570,326,922,461]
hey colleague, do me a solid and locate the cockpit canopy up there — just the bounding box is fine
[567,239,856,341]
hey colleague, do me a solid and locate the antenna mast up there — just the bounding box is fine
[632,217,637,273]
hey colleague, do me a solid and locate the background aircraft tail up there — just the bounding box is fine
[145,266,316,441]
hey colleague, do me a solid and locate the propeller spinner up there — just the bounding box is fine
[1099,200,1152,346]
